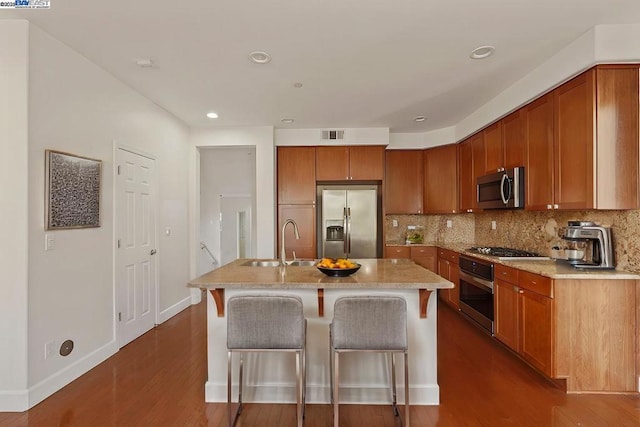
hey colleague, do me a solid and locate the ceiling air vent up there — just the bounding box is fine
[321,130,345,140]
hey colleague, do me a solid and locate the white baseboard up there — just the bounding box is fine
[190,288,202,305]
[158,295,193,324]
[0,389,29,412]
[27,340,119,410]
[205,381,440,405]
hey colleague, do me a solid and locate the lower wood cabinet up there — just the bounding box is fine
[519,288,553,375]
[384,245,437,274]
[437,248,459,310]
[384,245,411,259]
[494,264,636,392]
[410,246,437,272]
[494,264,553,376]
[277,204,316,260]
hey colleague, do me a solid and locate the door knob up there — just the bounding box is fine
[150,249,157,255]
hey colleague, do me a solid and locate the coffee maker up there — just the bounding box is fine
[562,221,615,269]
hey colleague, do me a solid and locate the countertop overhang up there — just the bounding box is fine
[188,258,453,319]
[188,258,454,290]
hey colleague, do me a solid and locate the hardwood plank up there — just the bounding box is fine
[1,293,638,426]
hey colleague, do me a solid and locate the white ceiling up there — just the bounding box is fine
[5,0,640,132]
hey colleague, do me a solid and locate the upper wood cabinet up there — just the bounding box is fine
[483,122,503,174]
[385,150,424,214]
[525,93,555,210]
[277,147,316,204]
[457,132,485,213]
[502,110,525,169]
[423,144,458,214]
[553,66,639,210]
[458,139,474,212]
[315,145,385,181]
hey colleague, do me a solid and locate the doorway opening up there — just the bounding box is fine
[198,147,256,274]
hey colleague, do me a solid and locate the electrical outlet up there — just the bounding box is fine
[446,220,452,228]
[491,220,497,230]
[392,220,398,227]
[44,341,56,359]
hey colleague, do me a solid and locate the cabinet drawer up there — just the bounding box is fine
[411,246,436,258]
[385,246,411,258]
[495,264,519,284]
[519,271,553,297]
[437,248,459,264]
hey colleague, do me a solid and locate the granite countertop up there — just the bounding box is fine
[188,258,454,290]
[385,241,640,280]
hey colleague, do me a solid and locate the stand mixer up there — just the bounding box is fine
[562,221,615,269]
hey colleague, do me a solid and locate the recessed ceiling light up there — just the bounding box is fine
[206,112,219,119]
[293,82,303,88]
[249,51,271,64]
[414,116,426,122]
[281,118,294,124]
[470,46,495,60]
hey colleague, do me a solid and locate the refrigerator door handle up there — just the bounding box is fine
[343,207,348,254]
[346,207,351,255]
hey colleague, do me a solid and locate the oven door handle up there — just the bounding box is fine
[459,270,494,293]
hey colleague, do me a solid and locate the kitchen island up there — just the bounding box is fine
[188,258,453,405]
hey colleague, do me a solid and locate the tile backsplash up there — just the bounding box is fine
[386,209,640,273]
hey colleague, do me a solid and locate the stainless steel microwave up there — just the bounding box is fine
[477,167,525,209]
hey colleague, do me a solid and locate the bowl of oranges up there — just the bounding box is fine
[316,258,361,277]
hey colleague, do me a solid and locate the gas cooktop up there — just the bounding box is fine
[468,246,550,260]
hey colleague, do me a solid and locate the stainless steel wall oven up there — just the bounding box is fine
[458,256,494,334]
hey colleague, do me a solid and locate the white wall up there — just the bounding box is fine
[390,24,640,147]
[198,147,256,274]
[0,20,29,410]
[189,127,275,280]
[275,128,389,146]
[7,23,191,410]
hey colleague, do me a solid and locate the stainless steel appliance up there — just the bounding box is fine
[477,166,525,209]
[316,185,382,259]
[459,256,494,334]
[562,221,615,269]
[468,246,549,260]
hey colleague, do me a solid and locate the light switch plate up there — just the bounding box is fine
[45,234,55,251]
[446,220,452,228]
[491,220,497,230]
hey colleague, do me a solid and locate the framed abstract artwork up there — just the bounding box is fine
[45,150,102,230]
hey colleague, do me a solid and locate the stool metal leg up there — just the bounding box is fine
[404,351,410,427]
[391,352,399,417]
[333,350,339,426]
[227,351,244,427]
[295,350,302,427]
[238,354,244,415]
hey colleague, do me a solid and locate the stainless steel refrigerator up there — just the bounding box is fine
[316,185,382,259]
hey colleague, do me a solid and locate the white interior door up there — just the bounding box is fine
[219,195,252,265]
[116,148,157,348]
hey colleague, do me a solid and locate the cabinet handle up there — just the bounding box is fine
[502,271,507,275]
[531,280,537,285]
[519,290,524,294]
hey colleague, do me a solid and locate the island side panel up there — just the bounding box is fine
[204,287,440,405]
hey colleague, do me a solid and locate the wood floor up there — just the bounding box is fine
[1,293,639,426]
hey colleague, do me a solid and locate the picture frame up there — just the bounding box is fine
[45,150,102,230]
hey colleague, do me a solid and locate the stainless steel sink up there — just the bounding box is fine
[287,260,317,267]
[241,260,281,267]
[241,259,316,267]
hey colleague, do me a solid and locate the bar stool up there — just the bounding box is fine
[330,296,409,426]
[227,294,307,427]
